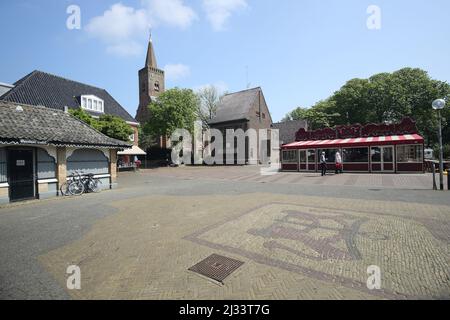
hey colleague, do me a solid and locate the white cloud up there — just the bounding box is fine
[143,0,198,29]
[164,64,191,81]
[202,0,248,31]
[85,3,149,56]
[85,1,197,56]
[86,4,149,42]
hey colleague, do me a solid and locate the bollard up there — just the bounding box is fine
[432,162,437,190]
[447,170,449,191]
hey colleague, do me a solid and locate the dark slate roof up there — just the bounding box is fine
[272,120,308,145]
[208,87,261,125]
[0,101,131,149]
[0,70,137,123]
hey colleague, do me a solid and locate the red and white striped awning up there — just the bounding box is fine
[283,134,424,150]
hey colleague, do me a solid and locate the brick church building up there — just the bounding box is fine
[135,35,168,149]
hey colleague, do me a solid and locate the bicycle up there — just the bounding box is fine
[60,170,84,196]
[61,171,102,196]
[81,173,102,193]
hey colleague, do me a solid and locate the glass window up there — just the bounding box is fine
[318,149,339,163]
[307,149,316,163]
[343,148,369,163]
[383,147,393,162]
[81,96,104,113]
[371,147,381,162]
[299,150,307,163]
[397,145,423,163]
[282,150,297,163]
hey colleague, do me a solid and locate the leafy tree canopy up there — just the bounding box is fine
[143,88,199,138]
[69,108,133,142]
[283,68,450,146]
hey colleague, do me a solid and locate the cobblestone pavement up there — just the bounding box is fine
[1,167,449,300]
[145,165,444,190]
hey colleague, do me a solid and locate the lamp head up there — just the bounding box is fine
[432,99,446,110]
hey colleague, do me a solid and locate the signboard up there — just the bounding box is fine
[295,118,418,141]
[19,139,47,145]
[16,160,25,166]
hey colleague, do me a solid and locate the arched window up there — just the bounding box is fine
[37,148,56,179]
[67,149,109,176]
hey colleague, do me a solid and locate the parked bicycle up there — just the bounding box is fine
[60,171,102,196]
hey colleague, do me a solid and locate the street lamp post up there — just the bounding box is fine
[432,99,446,190]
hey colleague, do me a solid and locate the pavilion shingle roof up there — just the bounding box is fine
[0,70,137,123]
[0,101,131,149]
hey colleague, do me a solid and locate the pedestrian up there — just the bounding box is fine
[335,151,343,174]
[320,151,327,176]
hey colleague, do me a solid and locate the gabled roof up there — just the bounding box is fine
[0,101,131,149]
[0,70,137,123]
[208,87,262,125]
[272,120,308,145]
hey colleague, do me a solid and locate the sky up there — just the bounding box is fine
[0,0,449,122]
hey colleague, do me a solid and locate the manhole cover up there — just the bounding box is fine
[188,254,244,284]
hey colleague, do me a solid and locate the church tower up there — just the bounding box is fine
[136,34,165,125]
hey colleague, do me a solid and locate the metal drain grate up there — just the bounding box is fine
[188,254,244,284]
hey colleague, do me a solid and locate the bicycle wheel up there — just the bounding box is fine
[60,182,70,196]
[68,181,85,196]
[88,179,102,193]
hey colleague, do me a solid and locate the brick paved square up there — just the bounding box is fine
[1,167,449,300]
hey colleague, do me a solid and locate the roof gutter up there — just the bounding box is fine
[0,139,131,150]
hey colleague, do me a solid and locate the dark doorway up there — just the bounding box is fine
[8,149,35,202]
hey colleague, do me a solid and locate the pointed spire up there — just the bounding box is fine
[145,29,157,68]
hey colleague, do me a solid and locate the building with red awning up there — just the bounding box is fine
[281,118,425,173]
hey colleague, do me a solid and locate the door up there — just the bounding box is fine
[298,150,307,171]
[306,149,316,171]
[371,146,394,172]
[8,149,35,201]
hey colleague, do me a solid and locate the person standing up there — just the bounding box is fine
[335,151,343,174]
[320,151,327,176]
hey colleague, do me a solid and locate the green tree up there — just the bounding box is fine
[282,67,450,146]
[69,108,133,142]
[144,88,199,137]
[97,114,134,142]
[69,108,101,130]
[328,78,371,125]
[286,100,339,130]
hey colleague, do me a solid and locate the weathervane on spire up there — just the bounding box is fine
[149,27,153,42]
